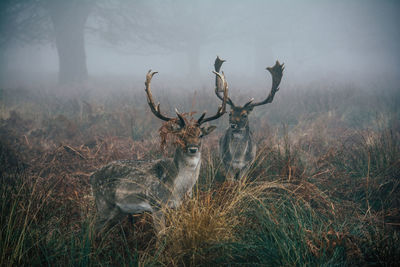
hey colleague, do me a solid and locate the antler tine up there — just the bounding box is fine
[243,98,255,108]
[247,60,284,108]
[175,108,186,127]
[144,70,175,122]
[214,56,234,106]
[198,71,228,125]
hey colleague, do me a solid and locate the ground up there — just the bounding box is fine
[1,82,399,266]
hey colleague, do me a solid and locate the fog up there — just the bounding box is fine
[1,0,399,91]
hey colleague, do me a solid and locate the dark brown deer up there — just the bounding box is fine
[214,56,284,180]
[91,69,228,233]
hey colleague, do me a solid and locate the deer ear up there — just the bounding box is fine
[246,106,254,112]
[200,125,216,137]
[170,123,181,131]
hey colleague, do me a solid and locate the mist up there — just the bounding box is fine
[2,2,400,265]
[1,0,399,91]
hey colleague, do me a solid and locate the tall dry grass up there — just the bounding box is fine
[1,83,399,266]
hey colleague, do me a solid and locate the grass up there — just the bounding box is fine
[0,82,399,266]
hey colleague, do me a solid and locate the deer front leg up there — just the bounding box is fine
[237,165,251,181]
[152,210,166,236]
[93,196,123,231]
[224,167,236,181]
[95,206,122,232]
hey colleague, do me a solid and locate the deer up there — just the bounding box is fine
[90,69,228,233]
[214,56,284,180]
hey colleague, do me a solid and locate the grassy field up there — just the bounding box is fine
[0,81,399,266]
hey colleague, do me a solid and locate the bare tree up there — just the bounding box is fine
[131,0,244,77]
[0,0,50,81]
[47,1,93,84]
[0,0,93,84]
[0,0,142,85]
[0,0,245,84]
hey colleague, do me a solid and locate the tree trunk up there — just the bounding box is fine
[48,1,91,85]
[0,48,7,85]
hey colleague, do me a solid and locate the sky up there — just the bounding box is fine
[1,0,399,90]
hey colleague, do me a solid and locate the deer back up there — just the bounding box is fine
[90,159,178,212]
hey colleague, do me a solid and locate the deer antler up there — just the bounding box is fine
[145,70,184,125]
[214,56,235,106]
[246,61,284,108]
[197,70,228,125]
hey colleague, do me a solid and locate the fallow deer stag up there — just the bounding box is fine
[214,56,284,180]
[91,69,228,233]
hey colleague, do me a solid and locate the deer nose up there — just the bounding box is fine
[188,147,198,154]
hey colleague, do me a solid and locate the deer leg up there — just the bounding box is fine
[237,166,251,181]
[234,170,241,180]
[224,167,237,181]
[152,210,166,236]
[95,206,122,233]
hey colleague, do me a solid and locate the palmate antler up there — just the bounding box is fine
[214,56,235,106]
[197,70,228,125]
[145,70,173,121]
[214,57,284,109]
[245,61,284,108]
[145,69,228,127]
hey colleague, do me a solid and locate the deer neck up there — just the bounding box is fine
[228,124,251,156]
[224,125,253,171]
[170,147,201,204]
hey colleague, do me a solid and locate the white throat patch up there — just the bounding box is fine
[184,153,201,168]
[172,152,201,199]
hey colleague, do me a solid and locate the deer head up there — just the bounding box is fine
[214,56,284,132]
[145,69,228,155]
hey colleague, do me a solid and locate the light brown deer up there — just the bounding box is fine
[90,69,228,233]
[214,56,284,180]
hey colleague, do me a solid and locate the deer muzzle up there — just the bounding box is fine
[187,146,199,154]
